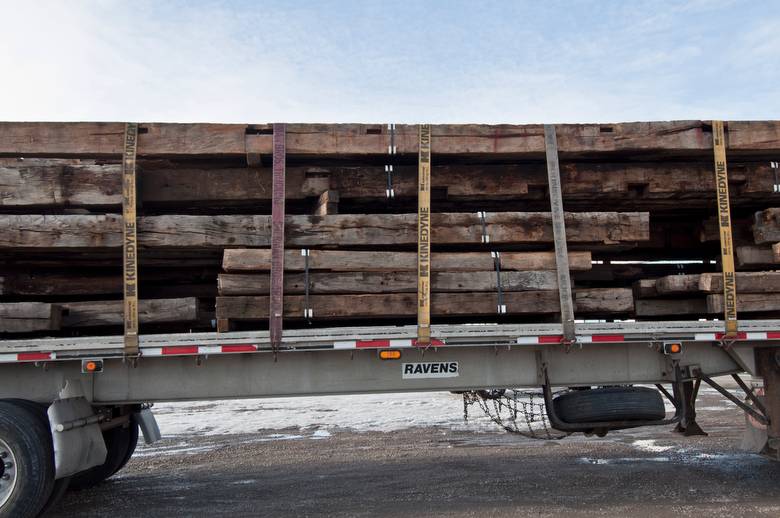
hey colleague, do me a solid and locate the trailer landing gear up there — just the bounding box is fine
[673,380,708,437]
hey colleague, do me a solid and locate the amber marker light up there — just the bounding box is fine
[663,342,683,355]
[81,359,104,373]
[379,350,402,360]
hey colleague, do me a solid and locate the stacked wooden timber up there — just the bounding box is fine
[1,121,779,335]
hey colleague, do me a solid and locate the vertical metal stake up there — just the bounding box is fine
[544,124,576,344]
[269,123,287,350]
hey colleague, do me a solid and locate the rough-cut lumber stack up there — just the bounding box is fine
[1,120,780,335]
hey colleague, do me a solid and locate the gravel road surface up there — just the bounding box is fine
[51,386,780,517]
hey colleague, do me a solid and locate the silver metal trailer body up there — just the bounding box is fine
[1,320,779,518]
[0,320,777,403]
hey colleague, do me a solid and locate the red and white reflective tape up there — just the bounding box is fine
[693,331,780,342]
[333,338,445,350]
[142,344,259,357]
[517,331,780,345]
[0,351,55,363]
[516,334,625,345]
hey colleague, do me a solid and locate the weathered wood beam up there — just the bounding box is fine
[0,273,122,296]
[222,249,593,272]
[61,298,200,327]
[215,288,633,320]
[699,272,780,294]
[754,209,780,244]
[3,160,779,208]
[0,213,648,249]
[1,121,778,159]
[654,274,703,295]
[0,302,62,332]
[634,298,707,316]
[632,279,658,298]
[707,294,780,314]
[736,246,779,267]
[313,190,339,215]
[218,271,560,295]
[644,272,780,296]
[775,243,780,263]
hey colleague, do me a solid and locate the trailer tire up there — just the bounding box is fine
[110,420,139,477]
[553,387,665,423]
[69,422,135,491]
[3,399,71,516]
[0,401,55,518]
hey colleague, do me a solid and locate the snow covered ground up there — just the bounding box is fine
[146,386,733,440]
[149,391,495,437]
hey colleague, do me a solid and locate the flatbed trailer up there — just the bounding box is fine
[2,119,780,517]
[1,320,779,517]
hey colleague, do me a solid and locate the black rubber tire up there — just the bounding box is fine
[3,399,71,517]
[68,422,135,491]
[553,386,666,424]
[110,420,139,477]
[37,477,70,517]
[0,401,55,518]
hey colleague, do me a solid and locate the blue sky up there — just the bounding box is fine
[1,0,778,123]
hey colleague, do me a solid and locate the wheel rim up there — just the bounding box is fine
[0,437,19,508]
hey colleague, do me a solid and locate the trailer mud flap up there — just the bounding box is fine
[47,381,107,479]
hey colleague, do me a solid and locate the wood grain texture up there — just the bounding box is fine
[216,288,633,320]
[0,302,62,332]
[3,160,778,208]
[2,121,779,158]
[218,271,560,295]
[754,209,780,244]
[222,249,593,272]
[61,298,200,327]
[0,213,648,248]
[707,293,780,313]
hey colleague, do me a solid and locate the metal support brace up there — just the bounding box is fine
[386,124,396,199]
[417,124,432,345]
[302,249,313,321]
[269,123,286,350]
[712,120,738,337]
[122,123,140,357]
[543,125,576,345]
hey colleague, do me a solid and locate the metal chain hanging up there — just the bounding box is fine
[462,389,571,440]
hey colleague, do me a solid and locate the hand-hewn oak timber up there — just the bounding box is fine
[0,213,648,248]
[61,298,200,327]
[2,121,779,159]
[634,298,708,316]
[222,249,593,272]
[3,160,778,208]
[632,279,659,298]
[736,246,779,267]
[0,272,215,298]
[218,271,559,295]
[650,272,780,295]
[707,294,780,313]
[654,274,703,295]
[0,302,62,332]
[754,209,780,244]
[0,273,122,296]
[215,288,633,320]
[313,190,339,215]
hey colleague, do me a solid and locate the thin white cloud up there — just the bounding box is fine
[0,0,777,123]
